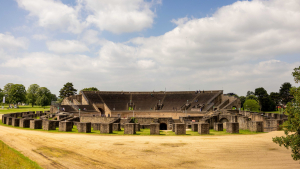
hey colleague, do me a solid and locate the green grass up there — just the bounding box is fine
[264,110,286,114]
[0,121,264,136]
[0,140,42,169]
[0,105,50,114]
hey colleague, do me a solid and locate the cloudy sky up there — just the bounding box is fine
[0,0,299,96]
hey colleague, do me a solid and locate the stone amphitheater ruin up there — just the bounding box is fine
[1,90,288,134]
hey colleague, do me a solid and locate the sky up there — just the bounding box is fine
[0,0,299,96]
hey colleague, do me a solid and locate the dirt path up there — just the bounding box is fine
[0,121,299,168]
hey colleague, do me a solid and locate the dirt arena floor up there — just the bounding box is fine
[0,115,299,169]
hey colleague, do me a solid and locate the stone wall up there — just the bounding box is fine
[100,123,112,133]
[249,121,263,132]
[77,122,91,133]
[175,123,186,135]
[30,120,42,129]
[80,116,119,123]
[150,123,160,135]
[124,123,135,134]
[226,122,239,133]
[198,123,210,134]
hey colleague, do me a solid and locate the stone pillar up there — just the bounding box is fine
[59,121,73,132]
[198,123,210,134]
[191,123,199,132]
[113,123,121,131]
[150,123,160,135]
[20,118,33,128]
[172,123,175,132]
[30,120,43,129]
[175,123,186,135]
[43,120,57,130]
[77,122,91,133]
[12,118,20,127]
[249,121,263,132]
[6,117,12,125]
[100,123,113,134]
[226,122,239,133]
[2,116,7,124]
[214,123,223,131]
[135,123,140,131]
[92,123,101,131]
[124,123,136,134]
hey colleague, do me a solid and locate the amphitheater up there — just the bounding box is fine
[0,90,299,168]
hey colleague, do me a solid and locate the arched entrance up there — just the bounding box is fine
[219,118,229,129]
[160,123,167,130]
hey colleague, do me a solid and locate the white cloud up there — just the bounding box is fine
[84,0,156,34]
[0,33,28,50]
[171,17,190,26]
[80,30,100,45]
[17,0,85,34]
[46,40,89,53]
[32,34,48,40]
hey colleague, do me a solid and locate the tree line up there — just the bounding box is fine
[0,82,99,108]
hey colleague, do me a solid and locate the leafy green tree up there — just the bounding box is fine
[36,87,52,108]
[243,99,260,112]
[0,88,4,100]
[270,92,280,110]
[246,95,258,102]
[7,84,26,104]
[50,94,57,102]
[3,83,14,103]
[239,96,246,110]
[280,82,292,105]
[273,67,300,161]
[292,66,300,83]
[81,87,99,91]
[254,87,276,111]
[26,84,40,107]
[59,82,77,99]
[246,91,255,97]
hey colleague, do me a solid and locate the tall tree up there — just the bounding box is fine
[273,67,300,161]
[50,94,57,102]
[36,87,52,108]
[270,92,280,110]
[279,82,292,105]
[81,87,99,91]
[243,99,260,111]
[255,87,272,111]
[292,66,300,83]
[7,84,26,104]
[3,83,14,103]
[246,95,258,102]
[26,84,40,107]
[239,96,246,110]
[246,91,255,97]
[59,82,77,99]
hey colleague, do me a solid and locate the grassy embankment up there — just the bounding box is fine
[0,121,264,136]
[0,105,50,114]
[0,140,42,169]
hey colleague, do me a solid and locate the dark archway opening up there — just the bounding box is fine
[219,118,229,129]
[160,123,167,130]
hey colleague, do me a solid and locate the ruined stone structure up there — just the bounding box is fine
[12,118,20,127]
[124,123,135,134]
[191,123,198,132]
[214,123,223,131]
[30,120,43,129]
[150,123,160,135]
[226,122,239,133]
[77,122,91,133]
[100,123,113,134]
[43,120,56,130]
[175,123,186,135]
[59,121,73,132]
[92,123,101,131]
[113,123,121,131]
[198,123,210,134]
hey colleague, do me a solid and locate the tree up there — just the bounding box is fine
[239,96,246,110]
[0,88,4,100]
[81,87,99,91]
[292,66,300,83]
[270,92,280,110]
[243,99,260,111]
[36,87,52,108]
[26,84,40,107]
[246,91,255,97]
[59,82,77,99]
[273,67,300,161]
[246,95,258,102]
[280,82,292,105]
[3,83,14,103]
[255,87,275,111]
[7,84,26,104]
[50,94,57,102]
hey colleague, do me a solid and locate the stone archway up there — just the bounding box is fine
[160,123,167,130]
[219,118,229,129]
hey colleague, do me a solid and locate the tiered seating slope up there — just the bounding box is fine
[132,94,165,111]
[99,93,131,111]
[161,93,196,110]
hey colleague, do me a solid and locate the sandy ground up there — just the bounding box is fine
[0,115,299,169]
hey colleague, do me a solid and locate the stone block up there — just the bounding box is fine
[43,120,57,130]
[59,121,73,132]
[2,116,7,124]
[172,123,175,132]
[6,117,12,125]
[77,122,91,133]
[92,123,101,130]
[30,120,43,129]
[11,118,20,127]
[150,123,160,135]
[249,121,263,132]
[100,123,113,134]
[113,123,121,131]
[124,123,136,134]
[198,123,210,134]
[214,123,223,131]
[226,122,239,133]
[191,123,199,132]
[20,118,33,128]
[175,123,186,135]
[135,123,140,131]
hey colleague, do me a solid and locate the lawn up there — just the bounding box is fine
[0,105,50,114]
[0,140,42,169]
[0,121,264,136]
